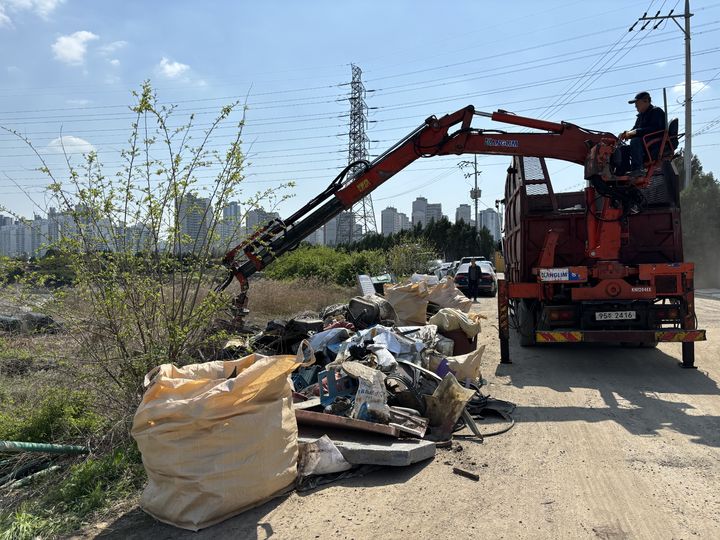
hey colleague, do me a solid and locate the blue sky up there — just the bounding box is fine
[1,0,719,228]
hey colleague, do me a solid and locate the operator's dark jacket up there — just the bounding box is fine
[468,264,481,282]
[632,104,666,138]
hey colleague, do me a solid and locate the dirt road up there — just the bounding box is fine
[87,298,720,540]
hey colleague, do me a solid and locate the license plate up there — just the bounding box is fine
[595,311,636,321]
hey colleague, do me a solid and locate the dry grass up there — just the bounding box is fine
[245,277,355,324]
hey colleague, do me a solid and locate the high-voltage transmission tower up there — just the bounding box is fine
[346,63,377,240]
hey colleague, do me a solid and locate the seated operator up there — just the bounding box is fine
[618,91,666,177]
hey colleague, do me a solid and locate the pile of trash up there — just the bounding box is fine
[130,274,515,531]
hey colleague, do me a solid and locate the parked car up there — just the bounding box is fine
[433,262,454,279]
[459,255,495,271]
[453,261,498,297]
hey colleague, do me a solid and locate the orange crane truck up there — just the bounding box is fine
[217,105,705,368]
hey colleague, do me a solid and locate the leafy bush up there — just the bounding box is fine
[680,156,720,288]
[333,250,386,286]
[264,245,348,282]
[0,445,145,539]
[265,245,386,286]
[52,446,145,515]
[386,240,438,276]
[0,509,60,540]
[0,389,105,444]
[1,83,294,416]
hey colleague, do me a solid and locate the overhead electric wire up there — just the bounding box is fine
[3,74,720,178]
[3,40,719,145]
[0,21,717,139]
[3,9,713,211]
[3,18,718,122]
[4,62,720,151]
[539,23,656,119]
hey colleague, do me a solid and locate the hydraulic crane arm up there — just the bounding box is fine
[217,104,617,294]
[335,107,611,208]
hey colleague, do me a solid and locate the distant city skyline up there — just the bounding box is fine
[1,193,503,256]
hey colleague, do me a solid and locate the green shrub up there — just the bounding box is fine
[0,445,145,539]
[52,446,145,515]
[0,389,105,444]
[0,509,60,540]
[265,245,388,286]
[334,250,386,286]
[265,245,347,282]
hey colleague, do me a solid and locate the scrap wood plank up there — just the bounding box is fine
[293,397,322,410]
[295,409,400,438]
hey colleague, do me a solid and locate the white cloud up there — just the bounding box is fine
[0,7,11,27]
[655,61,667,68]
[47,135,95,155]
[51,30,98,65]
[9,0,64,18]
[66,98,90,106]
[0,0,63,26]
[99,40,127,55]
[157,57,189,79]
[672,80,709,95]
[109,58,119,66]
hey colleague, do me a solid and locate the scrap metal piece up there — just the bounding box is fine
[452,467,480,481]
[0,441,89,455]
[461,409,485,441]
[423,374,476,442]
[293,397,322,411]
[388,407,429,438]
[318,369,359,407]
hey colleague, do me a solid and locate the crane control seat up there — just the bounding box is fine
[611,118,678,178]
[642,117,679,163]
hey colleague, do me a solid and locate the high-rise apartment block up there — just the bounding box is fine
[455,204,471,224]
[381,206,410,236]
[478,208,502,241]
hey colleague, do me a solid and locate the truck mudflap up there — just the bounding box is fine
[535,329,706,343]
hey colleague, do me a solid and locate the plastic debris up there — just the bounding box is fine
[298,435,352,477]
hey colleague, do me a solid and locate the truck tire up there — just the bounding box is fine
[517,300,536,347]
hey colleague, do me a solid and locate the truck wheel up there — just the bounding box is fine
[517,300,536,347]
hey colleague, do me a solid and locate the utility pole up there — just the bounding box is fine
[471,155,481,234]
[459,157,482,233]
[630,0,693,188]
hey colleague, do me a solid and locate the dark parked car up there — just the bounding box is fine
[453,261,498,297]
[459,255,494,270]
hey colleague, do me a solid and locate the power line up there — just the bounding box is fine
[3,41,718,142]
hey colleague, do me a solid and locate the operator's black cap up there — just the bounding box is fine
[629,91,651,104]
